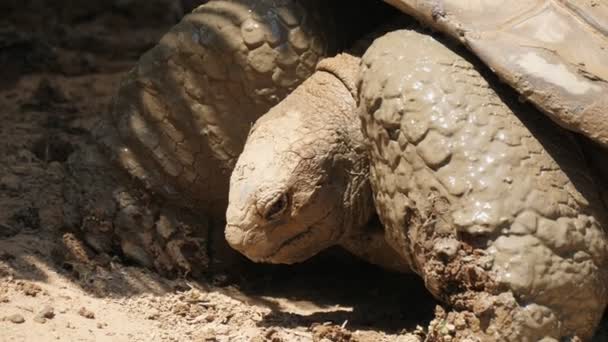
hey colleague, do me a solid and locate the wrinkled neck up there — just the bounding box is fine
[338,151,374,238]
[316,53,361,100]
[316,54,376,238]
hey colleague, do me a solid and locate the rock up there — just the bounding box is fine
[39,306,55,319]
[6,314,25,324]
[77,307,95,319]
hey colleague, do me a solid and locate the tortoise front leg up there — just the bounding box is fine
[96,0,335,218]
[66,0,335,276]
[359,29,608,341]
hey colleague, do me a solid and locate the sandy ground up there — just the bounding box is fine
[0,232,433,342]
[0,1,607,341]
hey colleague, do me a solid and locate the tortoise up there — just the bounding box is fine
[66,0,608,339]
[68,0,358,274]
[222,1,608,341]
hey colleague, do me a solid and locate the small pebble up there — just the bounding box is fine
[34,305,55,323]
[78,307,95,319]
[39,306,55,319]
[6,314,25,324]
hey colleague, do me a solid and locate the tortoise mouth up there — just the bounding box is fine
[262,209,340,264]
[261,226,315,263]
[225,224,318,264]
[225,210,338,264]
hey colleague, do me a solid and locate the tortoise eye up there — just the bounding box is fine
[264,194,288,221]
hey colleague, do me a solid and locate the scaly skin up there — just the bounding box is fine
[226,29,608,340]
[95,0,334,219]
[66,0,335,276]
[224,53,410,272]
[384,0,608,149]
[360,30,608,341]
[67,0,399,276]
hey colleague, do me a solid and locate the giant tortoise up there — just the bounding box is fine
[68,0,608,339]
[222,1,608,341]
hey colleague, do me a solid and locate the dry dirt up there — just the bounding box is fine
[0,1,607,341]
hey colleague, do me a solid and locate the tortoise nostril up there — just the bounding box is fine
[263,194,288,221]
[225,224,245,249]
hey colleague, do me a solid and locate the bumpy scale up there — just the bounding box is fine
[66,0,333,276]
[359,29,608,341]
[95,0,332,218]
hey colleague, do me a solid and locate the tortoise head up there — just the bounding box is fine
[224,55,372,264]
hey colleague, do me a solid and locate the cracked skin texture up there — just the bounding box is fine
[226,29,608,340]
[71,0,396,277]
[359,30,608,341]
[71,0,335,274]
[225,53,410,272]
[95,0,333,219]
